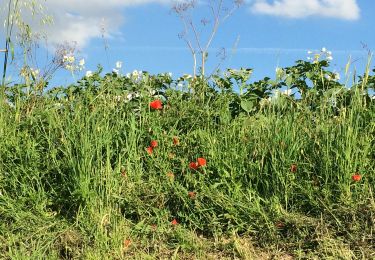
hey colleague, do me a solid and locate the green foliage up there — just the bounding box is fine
[0,61,374,258]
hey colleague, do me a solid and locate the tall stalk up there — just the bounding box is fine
[1,0,19,96]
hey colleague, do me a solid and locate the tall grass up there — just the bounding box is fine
[0,69,374,258]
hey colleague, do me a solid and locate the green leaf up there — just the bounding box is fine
[241,100,254,113]
[9,40,15,61]
[285,75,293,87]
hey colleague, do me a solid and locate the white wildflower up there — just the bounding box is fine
[321,47,327,53]
[65,64,74,71]
[113,68,119,74]
[282,89,292,96]
[86,71,93,77]
[115,61,122,69]
[132,70,139,77]
[30,68,39,78]
[63,55,75,63]
[126,93,133,101]
[79,59,85,67]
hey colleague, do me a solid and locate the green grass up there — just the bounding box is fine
[0,70,374,259]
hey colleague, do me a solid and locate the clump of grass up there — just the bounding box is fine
[0,63,374,258]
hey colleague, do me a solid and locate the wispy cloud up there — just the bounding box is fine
[250,0,360,20]
[2,0,173,48]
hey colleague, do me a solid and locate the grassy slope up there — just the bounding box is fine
[0,81,374,259]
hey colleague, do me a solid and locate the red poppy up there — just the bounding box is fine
[189,162,198,170]
[188,191,196,199]
[197,157,206,167]
[150,140,158,148]
[146,146,153,155]
[173,136,180,145]
[290,164,297,173]
[171,218,178,225]
[352,174,361,182]
[149,100,163,110]
[123,239,131,248]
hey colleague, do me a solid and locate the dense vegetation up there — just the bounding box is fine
[0,58,374,259]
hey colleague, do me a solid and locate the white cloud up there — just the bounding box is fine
[1,0,173,48]
[44,0,175,47]
[251,0,360,20]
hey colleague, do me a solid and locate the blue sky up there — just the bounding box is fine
[1,0,375,86]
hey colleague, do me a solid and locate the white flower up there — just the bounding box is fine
[126,93,133,100]
[30,68,39,78]
[113,68,119,74]
[63,55,75,63]
[126,73,131,78]
[65,64,74,71]
[307,50,313,54]
[282,89,292,96]
[327,56,333,61]
[334,72,340,80]
[321,47,327,53]
[168,72,172,77]
[132,70,139,77]
[86,70,93,77]
[115,61,122,69]
[79,59,85,67]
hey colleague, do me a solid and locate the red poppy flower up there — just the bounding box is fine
[150,140,158,148]
[171,218,178,225]
[197,157,206,167]
[189,162,198,170]
[188,191,196,199]
[290,164,297,173]
[149,99,163,110]
[352,174,361,182]
[146,146,153,155]
[123,239,131,248]
[173,136,180,145]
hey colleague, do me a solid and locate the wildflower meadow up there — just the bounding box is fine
[0,0,374,259]
[0,52,374,259]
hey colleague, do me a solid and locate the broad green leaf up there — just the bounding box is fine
[241,100,254,113]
